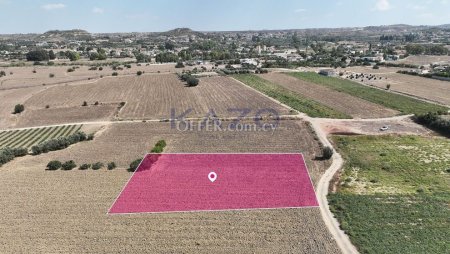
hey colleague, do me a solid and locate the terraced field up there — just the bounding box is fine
[0,124,82,149]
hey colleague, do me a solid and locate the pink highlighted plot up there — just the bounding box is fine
[109,154,318,214]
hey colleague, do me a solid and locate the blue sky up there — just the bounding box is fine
[0,0,449,33]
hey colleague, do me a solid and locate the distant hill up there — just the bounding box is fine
[38,29,92,41]
[159,28,204,37]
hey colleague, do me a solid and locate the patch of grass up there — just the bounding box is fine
[329,135,450,253]
[288,72,448,115]
[233,74,351,119]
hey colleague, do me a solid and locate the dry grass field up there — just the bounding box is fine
[261,73,399,118]
[23,74,291,121]
[344,67,450,106]
[0,121,339,253]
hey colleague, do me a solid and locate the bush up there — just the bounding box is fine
[99,67,103,71]
[92,162,104,170]
[112,72,119,76]
[61,160,76,171]
[67,68,75,72]
[46,160,62,171]
[151,140,167,153]
[0,70,6,77]
[175,62,185,68]
[82,101,88,106]
[49,73,55,78]
[414,113,450,137]
[137,71,143,76]
[186,77,199,87]
[128,158,143,172]
[13,104,25,114]
[79,164,91,170]
[322,146,334,160]
[107,162,117,170]
[87,133,95,141]
[12,148,28,157]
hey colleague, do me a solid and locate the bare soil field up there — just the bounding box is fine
[0,121,339,253]
[261,73,398,118]
[24,74,291,121]
[344,67,450,106]
[15,104,119,128]
[317,118,431,136]
[0,63,214,90]
[395,55,450,65]
[0,86,48,129]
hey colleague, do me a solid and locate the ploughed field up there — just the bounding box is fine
[260,72,398,119]
[22,74,291,122]
[0,121,340,253]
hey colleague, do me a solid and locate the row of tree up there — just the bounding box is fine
[31,131,93,155]
[26,50,80,61]
[0,147,28,167]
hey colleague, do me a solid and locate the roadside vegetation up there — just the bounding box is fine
[288,72,448,115]
[233,74,351,119]
[329,135,450,253]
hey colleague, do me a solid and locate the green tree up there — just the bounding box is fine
[61,160,77,170]
[65,51,80,61]
[26,50,49,61]
[46,160,62,171]
[128,158,143,172]
[13,104,25,114]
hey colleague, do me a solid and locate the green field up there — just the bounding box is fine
[288,72,448,115]
[233,74,351,119]
[329,135,450,253]
[0,125,83,149]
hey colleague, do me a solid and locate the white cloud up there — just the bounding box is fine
[92,7,104,14]
[294,8,307,13]
[41,3,66,10]
[374,0,391,11]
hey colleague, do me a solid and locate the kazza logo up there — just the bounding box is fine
[170,108,280,133]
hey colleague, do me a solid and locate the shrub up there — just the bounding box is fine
[49,73,55,78]
[107,162,117,170]
[13,104,25,114]
[322,146,334,160]
[12,148,28,157]
[386,84,391,90]
[82,101,88,106]
[79,164,91,170]
[128,158,143,172]
[46,160,62,171]
[175,61,185,68]
[151,140,167,153]
[94,101,99,106]
[67,68,75,72]
[99,67,103,71]
[61,160,77,171]
[92,162,104,170]
[112,72,118,76]
[186,77,199,87]
[137,71,143,76]
[87,133,95,141]
[0,70,6,77]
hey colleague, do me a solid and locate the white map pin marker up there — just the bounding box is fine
[208,172,217,183]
